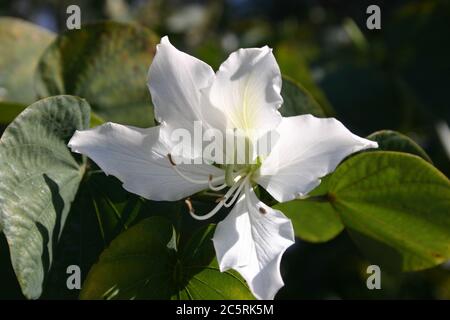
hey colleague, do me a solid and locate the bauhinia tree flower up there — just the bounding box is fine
[68,36,378,300]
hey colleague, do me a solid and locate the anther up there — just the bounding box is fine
[208,174,227,191]
[185,198,194,214]
[215,197,225,203]
[167,153,176,166]
[259,207,267,214]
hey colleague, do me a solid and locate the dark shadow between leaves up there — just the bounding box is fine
[0,233,25,299]
[35,174,65,288]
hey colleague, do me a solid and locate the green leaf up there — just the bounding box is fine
[280,76,326,118]
[278,152,450,272]
[332,152,450,271]
[0,95,90,299]
[177,224,254,299]
[80,216,175,300]
[0,18,55,104]
[80,217,254,300]
[35,22,157,127]
[0,101,27,124]
[274,177,344,243]
[367,130,432,163]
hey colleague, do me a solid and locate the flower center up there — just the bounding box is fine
[167,153,262,221]
[224,156,262,186]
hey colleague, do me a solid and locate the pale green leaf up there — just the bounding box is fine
[0,95,90,298]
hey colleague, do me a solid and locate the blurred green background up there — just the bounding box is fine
[0,0,449,299]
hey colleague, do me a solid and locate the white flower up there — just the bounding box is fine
[68,36,378,300]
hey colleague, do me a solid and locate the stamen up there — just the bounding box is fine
[188,174,249,221]
[224,176,249,207]
[167,155,255,222]
[172,165,209,184]
[185,198,194,213]
[188,199,225,221]
[259,207,267,214]
[215,196,225,203]
[167,154,225,185]
[222,175,243,199]
[167,153,176,166]
[208,174,227,191]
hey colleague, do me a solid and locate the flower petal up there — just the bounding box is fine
[205,47,283,139]
[148,36,215,142]
[212,183,295,300]
[256,115,378,202]
[68,122,224,201]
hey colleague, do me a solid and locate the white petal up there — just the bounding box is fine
[212,183,295,300]
[68,123,224,201]
[256,115,378,202]
[148,36,215,147]
[205,47,283,139]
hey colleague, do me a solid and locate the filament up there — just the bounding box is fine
[188,198,225,220]
[188,174,249,220]
[168,154,224,185]
[208,175,227,191]
[168,154,252,220]
[224,175,249,208]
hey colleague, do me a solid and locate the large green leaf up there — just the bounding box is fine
[274,176,344,243]
[367,130,432,163]
[280,76,326,118]
[332,152,450,271]
[0,18,55,104]
[276,152,450,272]
[0,95,90,299]
[80,217,254,299]
[176,224,253,299]
[35,22,157,127]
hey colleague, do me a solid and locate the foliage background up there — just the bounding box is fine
[0,0,449,299]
